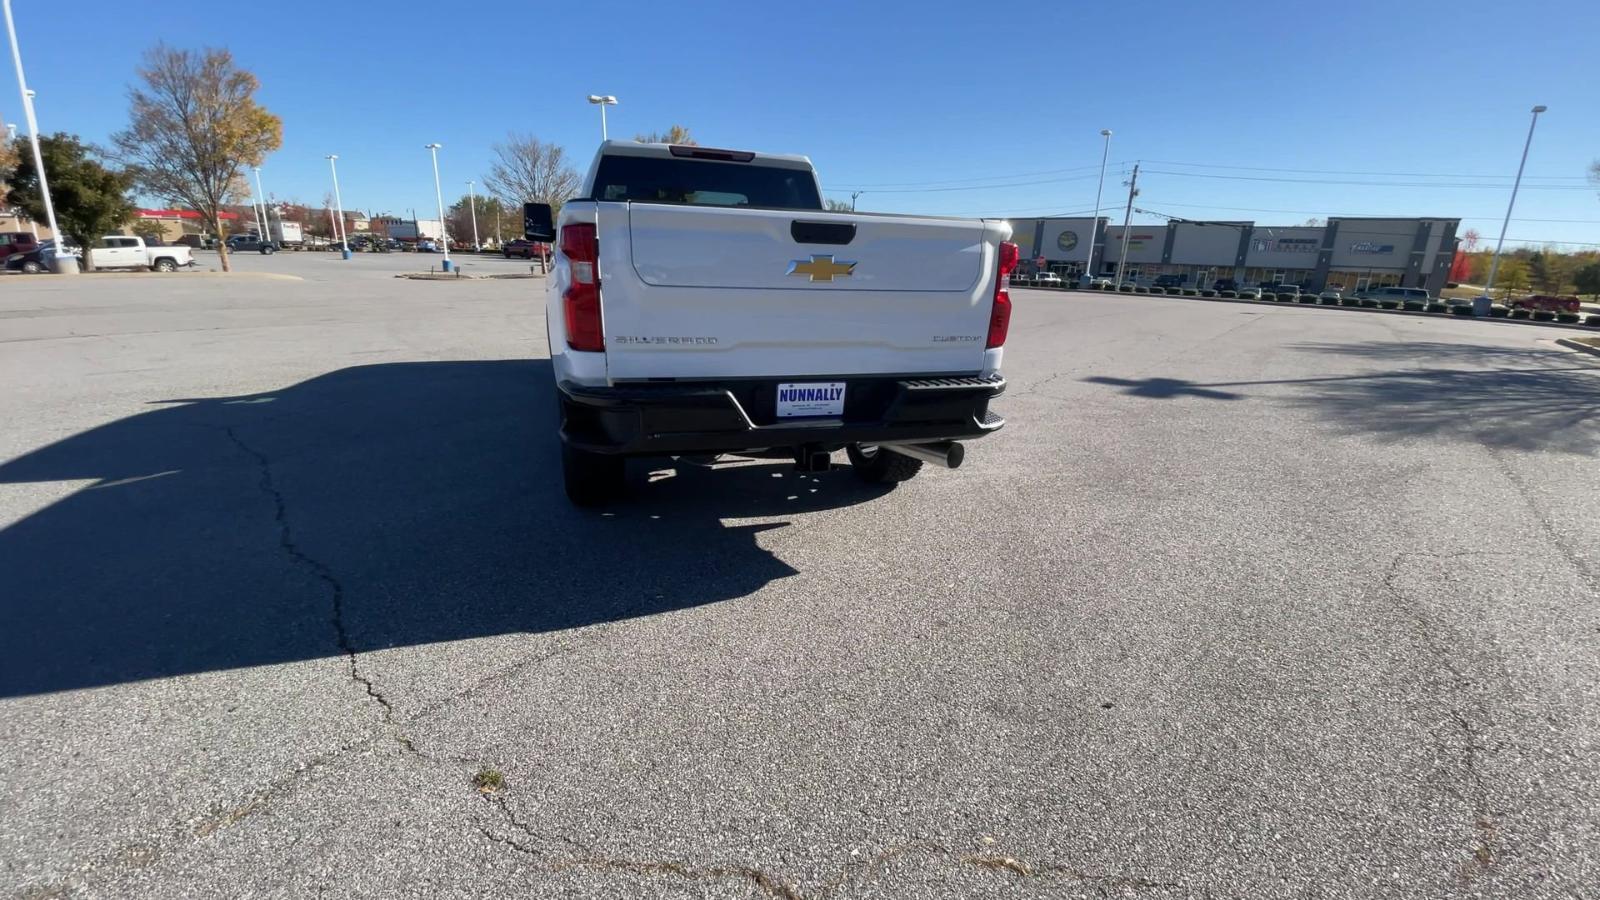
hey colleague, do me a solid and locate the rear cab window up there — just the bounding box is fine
[592,154,822,210]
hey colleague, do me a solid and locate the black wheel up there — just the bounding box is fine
[154,258,177,272]
[561,442,624,506]
[846,443,922,484]
[21,260,42,274]
[261,245,276,255]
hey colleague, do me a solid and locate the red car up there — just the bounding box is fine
[1511,294,1580,314]
[502,238,549,260]
[0,231,40,258]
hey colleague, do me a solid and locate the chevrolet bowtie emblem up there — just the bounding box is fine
[787,254,856,283]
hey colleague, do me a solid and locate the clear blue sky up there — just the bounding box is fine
[6,0,1597,248]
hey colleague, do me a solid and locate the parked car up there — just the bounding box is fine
[226,234,277,254]
[1034,271,1063,287]
[1087,276,1115,288]
[0,231,41,258]
[4,238,81,274]
[1236,286,1264,299]
[1152,274,1187,289]
[1318,289,1342,302]
[416,239,440,252]
[1212,277,1239,293]
[1271,284,1301,299]
[1357,286,1430,308]
[502,238,549,260]
[1508,294,1580,314]
[89,235,195,271]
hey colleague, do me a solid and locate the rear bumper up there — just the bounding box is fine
[559,374,1005,455]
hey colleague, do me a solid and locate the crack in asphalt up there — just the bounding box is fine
[224,426,417,754]
[1377,550,1508,879]
[476,796,1181,898]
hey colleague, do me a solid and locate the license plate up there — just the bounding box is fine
[776,382,846,418]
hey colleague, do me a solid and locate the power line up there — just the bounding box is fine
[1139,159,1587,181]
[1141,200,1600,224]
[1142,169,1593,191]
[822,172,1105,195]
[828,162,1127,190]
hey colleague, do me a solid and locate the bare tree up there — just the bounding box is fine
[634,124,696,145]
[483,134,582,221]
[113,44,282,272]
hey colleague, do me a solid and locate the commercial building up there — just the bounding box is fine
[1007,215,1461,295]
[132,208,243,243]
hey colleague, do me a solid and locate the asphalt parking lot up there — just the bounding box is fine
[2,266,1598,898]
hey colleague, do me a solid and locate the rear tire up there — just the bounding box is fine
[562,443,624,506]
[846,443,922,484]
[154,258,177,272]
[22,260,42,274]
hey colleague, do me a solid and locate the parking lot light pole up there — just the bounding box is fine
[1479,104,1547,316]
[4,1,69,273]
[466,180,480,251]
[587,94,617,140]
[425,143,451,272]
[1085,129,1112,287]
[252,166,269,241]
[326,155,350,259]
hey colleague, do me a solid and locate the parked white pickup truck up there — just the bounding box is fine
[88,235,194,272]
[528,141,1017,505]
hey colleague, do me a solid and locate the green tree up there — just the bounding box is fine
[1495,258,1529,300]
[634,125,696,145]
[6,133,135,270]
[1574,262,1600,299]
[114,44,282,273]
[130,218,164,242]
[1527,248,1573,294]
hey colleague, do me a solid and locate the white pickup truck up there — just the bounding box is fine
[88,235,194,272]
[529,141,1017,505]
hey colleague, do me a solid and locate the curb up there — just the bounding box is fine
[1026,286,1600,335]
[1556,338,1600,358]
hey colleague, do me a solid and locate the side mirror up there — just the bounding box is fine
[523,202,555,242]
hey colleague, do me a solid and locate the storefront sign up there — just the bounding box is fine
[1056,231,1078,252]
[1252,237,1319,253]
[1349,241,1396,254]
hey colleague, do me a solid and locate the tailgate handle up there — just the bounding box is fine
[791,221,856,245]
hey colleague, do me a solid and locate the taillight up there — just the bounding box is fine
[987,240,1019,349]
[560,223,603,352]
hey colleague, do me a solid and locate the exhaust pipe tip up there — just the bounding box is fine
[882,440,964,469]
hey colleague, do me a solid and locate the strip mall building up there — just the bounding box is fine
[1008,216,1461,294]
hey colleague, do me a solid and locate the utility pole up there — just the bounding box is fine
[1113,163,1140,290]
[1085,129,1111,286]
[1480,105,1548,315]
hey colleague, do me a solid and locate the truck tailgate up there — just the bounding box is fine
[598,204,1002,381]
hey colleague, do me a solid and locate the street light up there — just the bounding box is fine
[1084,129,1112,287]
[4,0,68,273]
[252,165,269,241]
[326,154,349,259]
[1479,104,1548,315]
[466,180,481,251]
[425,143,452,272]
[587,94,618,140]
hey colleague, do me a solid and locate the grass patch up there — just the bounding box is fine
[473,766,505,794]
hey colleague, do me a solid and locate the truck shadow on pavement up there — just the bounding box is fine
[1081,341,1600,455]
[0,360,886,698]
